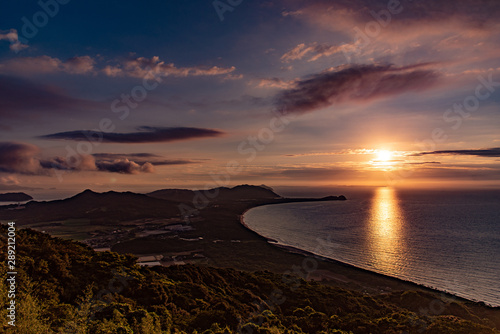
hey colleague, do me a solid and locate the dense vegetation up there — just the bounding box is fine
[1,226,499,333]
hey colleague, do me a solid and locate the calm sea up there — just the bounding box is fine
[243,187,500,306]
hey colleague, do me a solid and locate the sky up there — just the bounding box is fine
[0,0,500,197]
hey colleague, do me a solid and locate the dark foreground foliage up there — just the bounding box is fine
[1,226,498,333]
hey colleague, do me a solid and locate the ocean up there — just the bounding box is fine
[243,187,500,306]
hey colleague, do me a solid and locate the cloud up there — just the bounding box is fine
[94,159,155,174]
[0,142,167,175]
[39,155,156,175]
[405,161,441,165]
[102,56,236,78]
[38,126,224,143]
[0,29,28,52]
[283,0,500,31]
[0,175,19,186]
[0,75,98,118]
[247,165,365,181]
[93,153,160,159]
[281,43,313,62]
[0,175,42,191]
[39,155,98,173]
[62,56,96,74]
[280,0,500,68]
[275,64,440,114]
[0,56,95,76]
[256,77,297,89]
[0,142,43,175]
[284,149,379,157]
[275,167,354,179]
[221,73,244,81]
[412,148,500,157]
[92,153,197,166]
[281,42,345,63]
[0,55,234,79]
[409,165,500,181]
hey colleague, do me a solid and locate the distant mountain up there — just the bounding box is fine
[147,184,280,202]
[0,185,282,225]
[0,192,33,202]
[0,189,180,225]
[147,188,197,202]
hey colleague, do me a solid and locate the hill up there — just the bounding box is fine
[0,192,33,202]
[0,185,281,226]
[147,184,280,202]
[0,189,180,225]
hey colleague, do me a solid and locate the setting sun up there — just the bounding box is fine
[376,150,393,162]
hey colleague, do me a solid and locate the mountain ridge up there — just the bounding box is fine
[147,184,280,202]
[0,185,281,225]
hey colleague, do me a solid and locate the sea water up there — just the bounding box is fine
[243,187,500,306]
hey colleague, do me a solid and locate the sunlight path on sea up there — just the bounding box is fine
[366,187,408,275]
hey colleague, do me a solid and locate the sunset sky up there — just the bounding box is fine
[1,0,500,197]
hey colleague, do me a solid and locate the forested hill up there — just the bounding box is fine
[147,184,280,202]
[1,226,499,334]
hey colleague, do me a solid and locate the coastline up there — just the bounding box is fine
[238,199,500,309]
[6,188,499,330]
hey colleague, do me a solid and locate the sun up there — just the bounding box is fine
[377,150,393,162]
[370,149,400,171]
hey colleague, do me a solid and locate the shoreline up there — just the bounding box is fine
[238,199,500,309]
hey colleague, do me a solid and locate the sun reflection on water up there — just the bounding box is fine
[367,187,407,273]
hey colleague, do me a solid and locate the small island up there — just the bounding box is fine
[0,192,33,202]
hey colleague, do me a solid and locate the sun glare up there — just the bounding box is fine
[370,149,399,171]
[377,150,392,162]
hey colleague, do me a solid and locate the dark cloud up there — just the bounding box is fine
[412,148,500,158]
[0,75,98,119]
[39,155,157,174]
[39,155,97,172]
[40,155,155,174]
[0,141,164,175]
[95,160,154,174]
[93,153,160,159]
[149,160,196,166]
[0,142,42,174]
[92,153,197,166]
[39,126,224,143]
[275,64,440,114]
[406,162,441,165]
[39,155,159,175]
[39,155,155,175]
